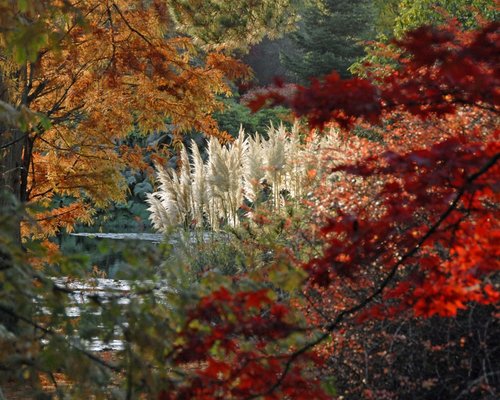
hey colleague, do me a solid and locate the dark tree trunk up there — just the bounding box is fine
[0,67,27,243]
[0,67,27,357]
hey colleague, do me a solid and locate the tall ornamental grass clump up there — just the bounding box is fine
[147,124,331,232]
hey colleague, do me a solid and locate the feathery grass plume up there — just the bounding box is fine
[146,193,172,232]
[178,145,193,226]
[225,132,245,227]
[206,134,245,228]
[190,139,207,228]
[283,123,301,199]
[262,123,287,211]
[243,132,265,203]
[233,126,247,163]
[148,123,328,233]
[153,163,181,229]
[205,137,221,230]
[148,160,191,231]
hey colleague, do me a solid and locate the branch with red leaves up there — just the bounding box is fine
[156,21,499,399]
[248,22,499,130]
[246,141,499,399]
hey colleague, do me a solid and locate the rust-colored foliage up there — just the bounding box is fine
[249,22,499,128]
[1,1,250,238]
[173,22,499,398]
[159,287,329,400]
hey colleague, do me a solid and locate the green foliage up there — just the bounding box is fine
[352,0,499,77]
[393,0,499,37]
[0,1,65,65]
[371,0,499,41]
[1,194,104,392]
[168,0,300,51]
[352,124,384,142]
[281,0,376,82]
[1,193,178,396]
[172,234,250,278]
[372,0,400,37]
[169,202,313,291]
[8,21,49,63]
[213,97,292,137]
[88,170,153,233]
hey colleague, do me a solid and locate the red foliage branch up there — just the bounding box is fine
[249,139,498,398]
[159,287,329,399]
[248,22,499,130]
[307,136,499,318]
[160,21,499,399]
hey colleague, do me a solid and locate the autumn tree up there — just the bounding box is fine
[0,0,298,240]
[1,4,499,399]
[245,20,499,398]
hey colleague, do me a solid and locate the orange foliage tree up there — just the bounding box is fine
[0,0,298,238]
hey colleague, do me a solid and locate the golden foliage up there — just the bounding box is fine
[1,0,253,237]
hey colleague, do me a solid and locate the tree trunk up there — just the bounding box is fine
[0,66,26,356]
[0,67,24,243]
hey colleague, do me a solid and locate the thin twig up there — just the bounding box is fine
[0,132,28,149]
[112,3,154,47]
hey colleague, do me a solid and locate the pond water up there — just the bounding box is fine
[54,232,169,351]
[70,232,164,242]
[63,231,225,276]
[46,277,171,351]
[59,232,164,278]
[55,230,226,351]
[39,278,130,351]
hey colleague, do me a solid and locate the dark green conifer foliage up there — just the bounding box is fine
[282,0,375,83]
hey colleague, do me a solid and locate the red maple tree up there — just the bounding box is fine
[160,21,499,399]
